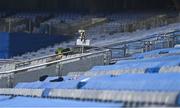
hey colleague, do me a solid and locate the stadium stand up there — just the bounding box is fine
[3,44,177,107]
[0,10,178,63]
[0,2,179,107]
[0,29,180,107]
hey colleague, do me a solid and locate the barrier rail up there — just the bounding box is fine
[0,29,179,73]
[106,30,180,60]
[0,49,111,74]
[14,51,73,69]
[97,30,176,48]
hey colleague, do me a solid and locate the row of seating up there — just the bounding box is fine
[86,12,173,35]
[1,46,179,107]
[0,88,179,107]
[0,11,173,35]
[0,14,176,63]
[0,95,121,107]
[91,48,180,71]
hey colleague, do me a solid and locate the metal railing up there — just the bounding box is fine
[106,30,180,60]
[0,30,179,73]
[0,49,111,74]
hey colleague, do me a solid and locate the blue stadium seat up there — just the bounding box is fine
[82,73,180,91]
[15,76,87,89]
[0,96,122,107]
[132,48,180,59]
